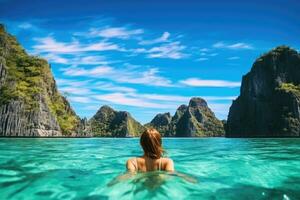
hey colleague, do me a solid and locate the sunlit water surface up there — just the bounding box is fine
[0,138,299,200]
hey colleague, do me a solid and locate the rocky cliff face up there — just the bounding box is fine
[89,105,145,137]
[148,98,225,137]
[145,112,172,136]
[0,24,82,137]
[226,46,300,137]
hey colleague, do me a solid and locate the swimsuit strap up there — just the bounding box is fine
[135,157,138,171]
[159,157,162,171]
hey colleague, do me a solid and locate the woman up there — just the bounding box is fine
[108,129,195,187]
[126,128,174,172]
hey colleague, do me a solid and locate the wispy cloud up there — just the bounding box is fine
[32,36,122,54]
[139,31,170,45]
[228,56,240,60]
[213,42,253,50]
[62,65,173,87]
[68,96,92,103]
[56,76,235,119]
[44,53,114,66]
[197,57,209,61]
[93,82,137,93]
[89,26,144,39]
[43,53,69,64]
[18,22,33,29]
[63,66,113,77]
[199,48,210,52]
[93,93,172,109]
[59,86,92,95]
[146,41,187,59]
[196,51,218,61]
[180,78,241,87]
[91,92,234,119]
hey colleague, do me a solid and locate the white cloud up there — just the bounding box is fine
[91,92,235,117]
[228,56,240,60]
[138,94,189,102]
[93,93,172,109]
[203,96,237,101]
[197,57,209,61]
[18,22,33,29]
[43,53,112,65]
[94,82,137,93]
[33,36,122,54]
[62,65,172,87]
[89,27,144,39]
[147,42,187,59]
[139,31,170,45]
[213,42,253,50]
[213,42,226,48]
[43,53,68,64]
[228,43,253,49]
[55,77,235,118]
[200,48,210,52]
[56,78,137,93]
[180,78,241,87]
[63,66,113,77]
[200,52,218,57]
[72,56,110,65]
[117,68,172,86]
[56,78,91,87]
[68,96,92,103]
[59,86,91,95]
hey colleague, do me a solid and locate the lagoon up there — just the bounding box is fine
[0,138,299,200]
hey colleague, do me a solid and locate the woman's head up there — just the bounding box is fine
[140,128,163,159]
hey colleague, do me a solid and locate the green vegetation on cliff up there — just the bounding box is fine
[89,105,145,137]
[0,24,79,135]
[226,46,300,137]
[148,98,225,137]
[277,83,300,97]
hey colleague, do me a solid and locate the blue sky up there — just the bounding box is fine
[1,0,300,124]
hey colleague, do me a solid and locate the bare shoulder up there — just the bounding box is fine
[126,158,137,171]
[126,157,136,163]
[126,157,139,166]
[162,157,174,171]
[162,157,173,163]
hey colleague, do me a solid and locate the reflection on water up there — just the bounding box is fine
[0,138,299,199]
[108,171,197,192]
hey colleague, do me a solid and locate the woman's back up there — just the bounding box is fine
[127,156,174,172]
[126,128,174,172]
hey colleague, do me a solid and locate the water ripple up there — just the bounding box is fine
[0,138,299,200]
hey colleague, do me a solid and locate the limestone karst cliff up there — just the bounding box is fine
[147,98,225,137]
[89,105,145,137]
[226,46,300,137]
[0,24,83,136]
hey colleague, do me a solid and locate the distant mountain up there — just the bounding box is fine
[89,105,145,137]
[146,112,172,136]
[226,46,300,137]
[0,24,87,137]
[147,98,225,137]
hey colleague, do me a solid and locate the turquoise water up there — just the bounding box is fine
[0,138,299,200]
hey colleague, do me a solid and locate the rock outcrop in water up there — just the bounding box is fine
[89,105,145,137]
[147,98,225,137]
[226,46,300,137]
[0,24,86,137]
